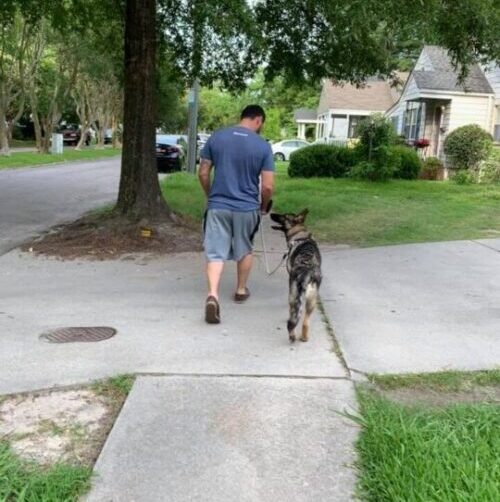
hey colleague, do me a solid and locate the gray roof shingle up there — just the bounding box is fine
[414,46,493,94]
[293,108,317,121]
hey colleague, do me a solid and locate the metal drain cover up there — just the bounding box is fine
[40,327,117,343]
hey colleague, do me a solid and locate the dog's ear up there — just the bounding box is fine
[296,208,309,223]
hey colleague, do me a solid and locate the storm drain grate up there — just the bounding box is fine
[40,327,117,343]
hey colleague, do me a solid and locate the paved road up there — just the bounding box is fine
[0,158,121,255]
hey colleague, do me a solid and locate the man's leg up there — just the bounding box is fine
[203,209,232,323]
[233,210,260,299]
[236,253,253,295]
[206,261,224,299]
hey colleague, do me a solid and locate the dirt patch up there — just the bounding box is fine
[378,385,500,408]
[0,381,131,467]
[22,211,202,260]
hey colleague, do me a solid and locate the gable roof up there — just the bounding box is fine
[413,46,493,94]
[317,78,402,115]
[293,108,317,121]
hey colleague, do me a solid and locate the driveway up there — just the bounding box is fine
[321,239,500,374]
[0,158,121,255]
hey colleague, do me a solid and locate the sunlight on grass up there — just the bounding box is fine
[355,389,500,502]
[161,162,500,247]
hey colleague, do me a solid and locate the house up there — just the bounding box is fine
[387,46,497,159]
[483,64,500,141]
[293,108,320,140]
[315,77,405,142]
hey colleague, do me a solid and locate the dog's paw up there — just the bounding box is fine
[300,334,309,342]
[289,333,296,343]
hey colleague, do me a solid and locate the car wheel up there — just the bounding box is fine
[274,152,285,161]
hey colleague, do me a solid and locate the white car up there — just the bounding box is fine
[271,139,310,161]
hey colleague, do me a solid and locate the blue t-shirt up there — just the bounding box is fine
[200,126,274,211]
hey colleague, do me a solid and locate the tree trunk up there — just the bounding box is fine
[116,0,170,222]
[0,112,10,156]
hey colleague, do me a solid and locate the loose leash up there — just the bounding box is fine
[259,199,287,276]
[259,221,287,275]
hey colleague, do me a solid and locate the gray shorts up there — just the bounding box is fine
[203,209,260,262]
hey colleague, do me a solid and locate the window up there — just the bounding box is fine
[282,141,295,147]
[348,116,366,138]
[391,116,399,132]
[404,102,422,140]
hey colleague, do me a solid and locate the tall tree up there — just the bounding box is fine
[116,0,168,220]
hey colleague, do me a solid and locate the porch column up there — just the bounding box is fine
[298,123,306,139]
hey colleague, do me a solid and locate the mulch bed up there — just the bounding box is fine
[22,212,202,260]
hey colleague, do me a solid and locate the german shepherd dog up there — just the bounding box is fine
[270,209,322,342]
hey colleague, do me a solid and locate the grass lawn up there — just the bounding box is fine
[161,161,500,247]
[0,443,91,501]
[10,139,37,148]
[355,370,500,501]
[0,148,121,170]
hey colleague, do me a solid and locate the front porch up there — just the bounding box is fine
[403,99,451,158]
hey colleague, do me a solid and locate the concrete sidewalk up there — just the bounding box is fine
[321,239,500,375]
[1,244,358,501]
[0,249,346,395]
[86,376,358,502]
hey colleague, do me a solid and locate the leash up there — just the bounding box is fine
[259,221,287,275]
[259,199,287,275]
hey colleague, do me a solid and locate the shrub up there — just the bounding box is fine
[444,125,493,171]
[452,170,475,184]
[288,144,357,178]
[387,145,422,180]
[419,157,444,180]
[356,114,397,161]
[351,160,393,182]
[477,150,500,184]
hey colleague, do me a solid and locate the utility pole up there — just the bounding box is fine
[187,79,200,174]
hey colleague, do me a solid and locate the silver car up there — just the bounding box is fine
[271,139,310,161]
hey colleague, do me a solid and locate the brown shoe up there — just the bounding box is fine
[205,296,220,324]
[234,288,250,303]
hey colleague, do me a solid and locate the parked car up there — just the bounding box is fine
[104,128,113,145]
[271,139,310,161]
[57,124,90,146]
[156,134,186,172]
[196,133,210,161]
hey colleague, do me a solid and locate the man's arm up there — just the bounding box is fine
[260,170,274,214]
[198,158,213,198]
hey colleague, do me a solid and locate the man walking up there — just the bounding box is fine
[198,105,275,324]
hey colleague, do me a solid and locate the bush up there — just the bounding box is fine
[452,170,476,184]
[351,160,393,182]
[444,125,493,171]
[477,149,500,183]
[356,114,397,161]
[419,157,444,180]
[387,145,422,180]
[288,144,357,178]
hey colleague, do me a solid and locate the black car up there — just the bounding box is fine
[57,124,90,146]
[156,134,186,172]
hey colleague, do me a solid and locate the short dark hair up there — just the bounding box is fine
[240,105,266,122]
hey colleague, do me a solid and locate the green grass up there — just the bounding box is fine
[0,442,91,501]
[0,148,121,170]
[10,139,37,148]
[92,374,136,398]
[355,389,500,502]
[161,161,500,246]
[369,369,500,392]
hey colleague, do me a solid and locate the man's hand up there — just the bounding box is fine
[198,158,213,198]
[260,170,274,214]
